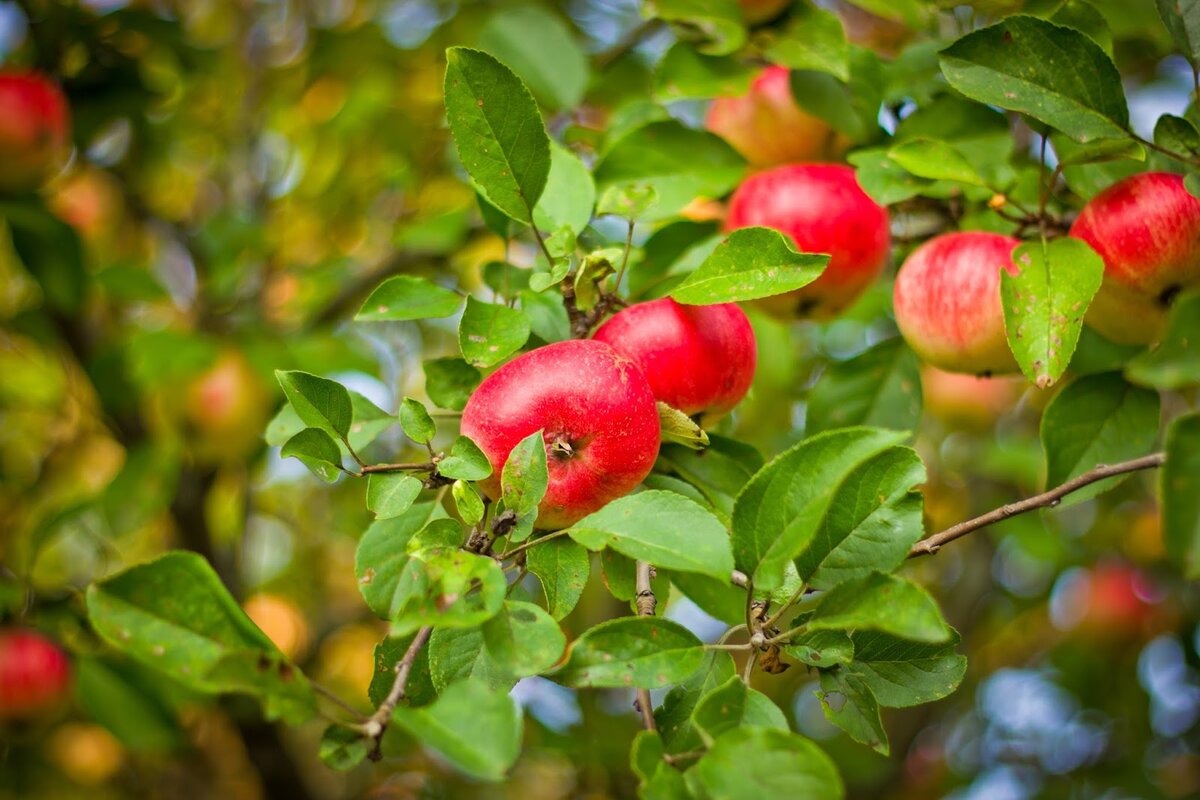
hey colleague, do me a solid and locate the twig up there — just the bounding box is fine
[634,560,658,732]
[312,680,367,722]
[359,461,436,475]
[500,528,571,560]
[595,19,666,70]
[909,453,1165,558]
[362,625,432,760]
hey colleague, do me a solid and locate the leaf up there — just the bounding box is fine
[756,3,850,81]
[643,0,745,56]
[365,473,423,519]
[452,480,485,525]
[669,227,829,305]
[399,398,436,444]
[658,402,710,450]
[1157,0,1200,64]
[319,726,370,772]
[567,491,734,581]
[478,6,589,110]
[526,536,590,619]
[370,632,436,707]
[428,626,513,692]
[1040,372,1161,505]
[73,658,182,752]
[86,552,315,725]
[783,629,855,668]
[354,275,462,322]
[1163,412,1200,579]
[687,728,844,800]
[459,296,531,368]
[1154,114,1200,161]
[848,147,934,206]
[1002,237,1105,388]
[808,572,951,643]
[655,651,736,754]
[594,120,744,222]
[817,670,889,755]
[275,370,353,440]
[527,255,571,292]
[887,138,987,186]
[691,676,788,745]
[788,49,884,142]
[938,15,1129,143]
[391,678,522,782]
[482,600,567,677]
[520,289,570,343]
[281,428,343,483]
[1053,134,1144,167]
[731,428,909,590]
[438,435,493,481]
[670,571,745,626]
[653,42,756,101]
[424,358,482,411]
[355,500,449,617]
[807,338,922,435]
[388,548,507,636]
[848,629,967,707]
[1126,292,1200,389]
[444,47,551,221]
[533,142,596,234]
[556,617,704,688]
[595,182,660,221]
[348,392,398,453]
[501,430,548,517]
[1,199,87,313]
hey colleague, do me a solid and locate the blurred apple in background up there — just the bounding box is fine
[0,71,71,194]
[921,365,1024,429]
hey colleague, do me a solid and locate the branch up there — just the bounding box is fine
[594,19,666,70]
[363,625,432,760]
[634,560,658,731]
[909,453,1165,558]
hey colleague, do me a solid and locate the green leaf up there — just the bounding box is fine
[670,571,745,626]
[1126,292,1200,389]
[86,552,316,725]
[669,227,829,305]
[1,199,87,313]
[428,627,513,692]
[527,254,571,292]
[1040,372,1160,505]
[1154,114,1200,161]
[438,435,493,481]
[887,138,987,186]
[520,288,571,342]
[478,6,589,110]
[807,338,922,435]
[281,428,343,482]
[557,617,704,688]
[1052,134,1145,167]
[275,370,353,440]
[783,629,855,668]
[848,147,934,206]
[482,600,567,677]
[388,548,507,636]
[459,296,531,368]
[643,0,745,56]
[938,15,1129,143]
[354,275,463,322]
[1157,0,1200,64]
[268,391,394,456]
[366,473,423,519]
[501,430,548,517]
[73,658,182,752]
[533,142,596,234]
[424,358,482,411]
[1163,412,1200,579]
[444,47,551,222]
[355,502,450,618]
[391,678,522,782]
[319,726,370,772]
[399,398,436,444]
[452,480,485,525]
[789,48,884,142]
[595,182,660,221]
[756,3,850,81]
[657,402,710,450]
[567,491,734,581]
[808,572,951,643]
[691,676,788,745]
[594,120,744,222]
[817,670,889,755]
[848,629,967,707]
[526,536,590,619]
[731,428,909,590]
[687,728,844,799]
[653,42,756,101]
[655,651,736,754]
[370,632,436,707]
[1002,237,1105,388]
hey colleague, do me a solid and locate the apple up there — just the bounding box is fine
[893,231,1021,375]
[725,163,891,319]
[833,0,913,57]
[592,297,756,423]
[243,593,311,660]
[1058,562,1161,642]
[0,71,70,194]
[1069,171,1200,345]
[460,339,661,529]
[706,66,849,167]
[739,0,790,25]
[183,349,272,464]
[921,365,1024,429]
[0,629,71,719]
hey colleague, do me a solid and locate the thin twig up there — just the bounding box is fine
[594,19,666,70]
[359,462,436,475]
[909,453,1165,558]
[634,560,658,732]
[761,584,806,631]
[500,529,571,560]
[311,681,367,722]
[362,625,432,760]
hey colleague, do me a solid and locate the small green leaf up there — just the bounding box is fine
[1002,237,1105,388]
[1164,412,1200,580]
[424,358,482,411]
[355,501,449,618]
[807,338,922,435]
[281,428,343,483]
[691,676,788,745]
[817,670,889,755]
[657,402,710,450]
[366,473,423,519]
[275,370,353,439]
[370,632,436,707]
[438,435,493,481]
[528,255,571,292]
[756,3,850,80]
[653,42,756,101]
[643,0,745,56]
[557,617,704,688]
[533,142,596,234]
[319,726,370,771]
[595,182,660,221]
[808,572,951,643]
[400,398,436,444]
[355,275,463,322]
[452,480,485,525]
[848,629,967,707]
[1126,292,1200,389]
[1157,0,1200,64]
[389,548,507,636]
[788,49,883,142]
[656,652,736,754]
[459,296,531,368]
[478,6,589,110]
[687,728,845,799]
[482,600,567,677]
[526,536,590,620]
[848,147,934,205]
[520,289,571,342]
[501,430,548,517]
[888,137,987,186]
[428,627,514,693]
[671,227,828,305]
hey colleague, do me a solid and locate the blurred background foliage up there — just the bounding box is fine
[1,0,1199,798]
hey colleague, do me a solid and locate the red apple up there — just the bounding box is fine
[182,349,272,464]
[739,0,790,25]
[893,231,1021,376]
[0,629,71,720]
[460,339,661,529]
[920,365,1024,429]
[1069,171,1200,345]
[725,163,890,319]
[0,71,70,194]
[706,66,848,167]
[592,298,757,423]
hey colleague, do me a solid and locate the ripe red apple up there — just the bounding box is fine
[0,629,71,720]
[739,0,790,25]
[725,163,890,319]
[921,365,1024,429]
[893,232,1021,376]
[1069,171,1200,345]
[706,66,848,167]
[592,297,757,423]
[0,71,70,194]
[460,339,661,529]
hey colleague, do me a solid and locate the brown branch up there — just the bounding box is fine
[363,625,432,760]
[909,453,1165,558]
[359,461,436,475]
[634,560,658,731]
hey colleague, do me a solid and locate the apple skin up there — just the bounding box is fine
[182,349,272,464]
[592,297,757,421]
[0,71,70,194]
[725,163,890,319]
[706,66,848,167]
[893,231,1021,376]
[1069,172,1200,345]
[921,365,1023,429]
[460,340,661,530]
[0,629,71,720]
